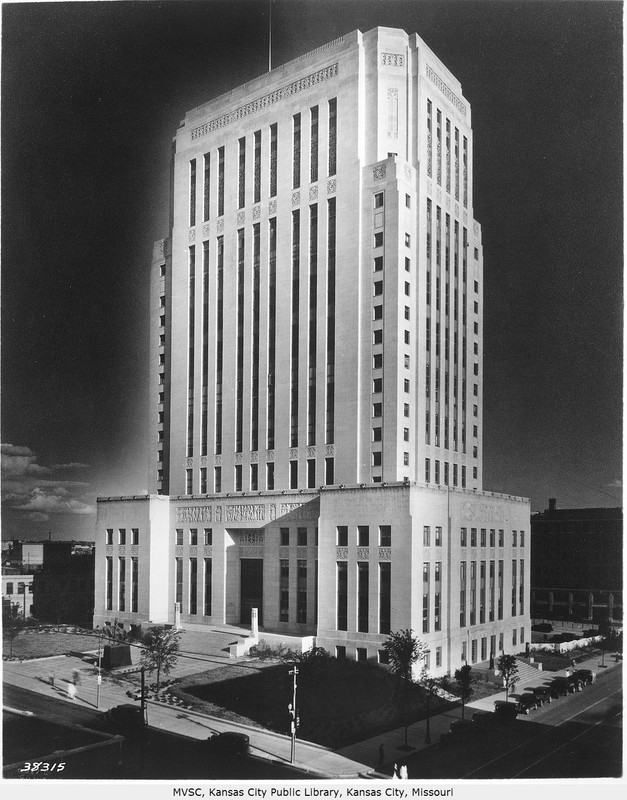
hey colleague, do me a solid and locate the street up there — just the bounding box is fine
[402,666,622,779]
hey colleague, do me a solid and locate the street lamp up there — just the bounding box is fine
[288,664,299,764]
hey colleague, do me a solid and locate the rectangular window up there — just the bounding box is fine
[254,129,261,204]
[269,123,277,197]
[203,152,210,221]
[235,464,243,492]
[379,525,391,547]
[490,529,496,547]
[131,556,138,612]
[337,526,348,546]
[423,526,430,546]
[498,529,504,547]
[118,528,126,546]
[480,561,486,623]
[105,528,113,545]
[425,458,430,483]
[186,468,193,495]
[498,560,504,620]
[470,528,477,547]
[176,529,183,546]
[307,458,315,488]
[280,559,289,622]
[204,528,213,546]
[238,137,246,208]
[118,557,126,611]
[459,561,467,627]
[190,529,198,546]
[435,526,442,546]
[218,146,225,216]
[189,558,198,615]
[436,646,442,668]
[175,557,183,606]
[189,159,196,226]
[470,561,476,625]
[105,556,113,610]
[280,528,290,546]
[289,460,298,489]
[358,562,369,632]
[337,561,348,630]
[461,527,467,547]
[214,466,222,493]
[471,639,477,664]
[374,231,384,248]
[328,98,337,176]
[250,463,258,491]
[297,527,307,547]
[310,106,319,183]
[358,525,369,546]
[204,558,212,615]
[200,467,207,494]
[480,528,486,547]
[378,562,392,635]
[266,462,275,491]
[325,457,334,485]
[434,562,441,631]
[297,560,307,623]
[293,113,301,189]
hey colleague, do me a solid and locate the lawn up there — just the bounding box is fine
[172,655,454,748]
[2,627,100,660]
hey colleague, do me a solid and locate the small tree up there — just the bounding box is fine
[140,626,181,691]
[418,665,443,743]
[498,654,519,701]
[2,600,26,658]
[454,664,474,719]
[384,629,427,747]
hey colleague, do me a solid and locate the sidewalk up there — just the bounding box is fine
[3,648,620,779]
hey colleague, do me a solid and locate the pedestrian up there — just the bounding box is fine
[392,763,400,780]
[49,670,55,687]
[67,682,77,701]
[591,671,596,684]
[378,744,385,767]
[72,669,81,686]
[399,764,409,780]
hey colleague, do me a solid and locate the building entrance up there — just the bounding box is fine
[240,559,263,626]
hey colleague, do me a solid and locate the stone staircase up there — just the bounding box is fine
[512,657,546,692]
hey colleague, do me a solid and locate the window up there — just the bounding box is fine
[234,464,242,492]
[425,458,430,483]
[404,306,410,321]
[403,452,409,466]
[372,451,382,467]
[307,458,315,488]
[118,528,126,546]
[404,427,410,442]
[374,192,384,208]
[358,525,369,546]
[336,646,346,659]
[266,462,275,491]
[106,529,113,545]
[373,280,383,296]
[461,527,467,547]
[374,256,384,272]
[373,305,383,320]
[378,649,389,665]
[470,528,477,547]
[379,525,391,547]
[373,354,383,369]
[214,466,222,493]
[404,233,411,247]
[6,582,13,594]
[356,647,368,662]
[404,330,410,345]
[280,560,289,622]
[520,531,525,547]
[297,527,307,546]
[404,281,410,297]
[373,377,383,393]
[372,426,382,441]
[490,529,496,547]
[480,528,486,547]
[204,528,212,546]
[423,526,430,546]
[512,628,517,647]
[190,529,198,546]
[280,528,290,546]
[290,460,298,489]
[404,403,410,417]
[373,403,382,417]
[436,646,442,667]
[336,526,348,546]
[404,379,410,393]
[374,232,384,248]
[434,460,440,484]
[405,257,411,272]
[373,329,383,345]
[405,193,411,208]
[498,529,504,547]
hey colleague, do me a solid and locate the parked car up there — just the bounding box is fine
[531,686,552,705]
[548,677,570,698]
[103,703,147,731]
[493,700,518,721]
[516,693,539,714]
[206,732,250,757]
[573,669,594,686]
[440,719,474,745]
[472,711,498,730]
[567,673,583,692]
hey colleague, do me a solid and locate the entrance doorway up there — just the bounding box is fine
[240,559,263,626]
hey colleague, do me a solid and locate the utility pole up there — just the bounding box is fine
[288,663,299,764]
[96,627,103,709]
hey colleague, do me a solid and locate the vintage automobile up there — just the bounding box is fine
[493,700,519,721]
[548,677,570,698]
[516,693,539,714]
[531,686,552,705]
[103,703,147,731]
[206,732,250,757]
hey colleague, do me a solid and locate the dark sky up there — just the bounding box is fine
[1,0,622,542]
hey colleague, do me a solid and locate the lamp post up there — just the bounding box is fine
[288,664,299,764]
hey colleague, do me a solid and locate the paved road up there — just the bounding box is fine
[401,666,622,780]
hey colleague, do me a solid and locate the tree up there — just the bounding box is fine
[2,600,26,658]
[497,654,519,701]
[454,664,474,719]
[140,626,182,691]
[384,629,427,747]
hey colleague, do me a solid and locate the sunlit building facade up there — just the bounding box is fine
[95,28,530,675]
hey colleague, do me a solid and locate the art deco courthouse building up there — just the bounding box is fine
[95,28,530,674]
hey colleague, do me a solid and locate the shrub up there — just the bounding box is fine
[247,640,293,660]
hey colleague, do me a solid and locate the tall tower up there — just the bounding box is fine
[149,27,483,498]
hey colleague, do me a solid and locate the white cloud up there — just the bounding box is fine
[1,444,95,521]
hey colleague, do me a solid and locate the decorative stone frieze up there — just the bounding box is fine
[217,218,224,232]
[326,179,336,195]
[381,52,404,67]
[290,448,298,459]
[188,228,196,242]
[325,444,335,456]
[309,185,318,201]
[269,199,277,214]
[202,222,210,238]
[336,547,348,559]
[177,506,212,523]
[237,211,245,226]
[240,530,264,545]
[253,205,261,220]
[378,547,392,560]
[357,548,369,560]
[250,451,258,462]
[186,458,193,468]
[215,455,222,465]
[234,452,243,463]
[266,450,275,461]
[292,191,300,206]
[373,164,386,180]
[190,64,340,140]
[225,504,265,522]
[426,64,466,116]
[306,447,316,458]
